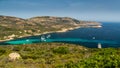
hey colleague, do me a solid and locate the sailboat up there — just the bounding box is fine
[98,43,102,48]
[92,37,96,39]
[41,35,46,41]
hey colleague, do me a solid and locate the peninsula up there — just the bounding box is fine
[0,15,102,41]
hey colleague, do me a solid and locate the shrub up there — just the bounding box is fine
[13,46,21,51]
[53,47,70,54]
[0,49,6,56]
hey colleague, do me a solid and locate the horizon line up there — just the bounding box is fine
[0,15,120,23]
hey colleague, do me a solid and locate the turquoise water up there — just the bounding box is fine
[6,38,117,45]
[6,39,40,44]
[0,23,120,48]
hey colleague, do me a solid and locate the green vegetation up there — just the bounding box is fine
[64,48,120,68]
[0,43,119,68]
[53,46,70,54]
[0,15,101,40]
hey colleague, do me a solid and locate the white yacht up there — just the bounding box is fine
[98,43,102,48]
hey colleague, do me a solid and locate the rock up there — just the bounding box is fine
[9,52,21,61]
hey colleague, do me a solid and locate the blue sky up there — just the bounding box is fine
[0,0,120,22]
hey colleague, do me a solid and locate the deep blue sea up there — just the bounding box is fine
[0,22,120,48]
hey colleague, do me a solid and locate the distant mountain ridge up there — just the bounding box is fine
[0,15,101,40]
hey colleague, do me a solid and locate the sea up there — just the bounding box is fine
[0,22,120,48]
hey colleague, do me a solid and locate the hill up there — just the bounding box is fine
[0,15,101,40]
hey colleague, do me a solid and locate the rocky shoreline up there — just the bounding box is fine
[0,25,102,42]
[0,15,102,42]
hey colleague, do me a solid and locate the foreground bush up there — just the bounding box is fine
[53,46,70,54]
[64,48,120,68]
[0,43,120,68]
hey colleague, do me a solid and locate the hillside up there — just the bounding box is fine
[0,43,119,68]
[0,15,101,40]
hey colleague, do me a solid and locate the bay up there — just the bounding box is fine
[1,22,120,48]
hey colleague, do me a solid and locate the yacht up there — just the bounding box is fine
[98,43,102,48]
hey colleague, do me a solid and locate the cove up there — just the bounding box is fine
[0,23,120,48]
[5,38,118,47]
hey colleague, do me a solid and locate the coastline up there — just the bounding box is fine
[0,25,102,42]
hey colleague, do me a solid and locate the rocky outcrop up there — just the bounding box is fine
[8,52,21,61]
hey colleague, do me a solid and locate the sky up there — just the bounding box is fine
[0,0,120,22]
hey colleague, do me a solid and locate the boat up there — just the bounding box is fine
[41,36,46,41]
[47,35,51,38]
[98,43,102,48]
[26,39,29,41]
[92,37,96,39]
